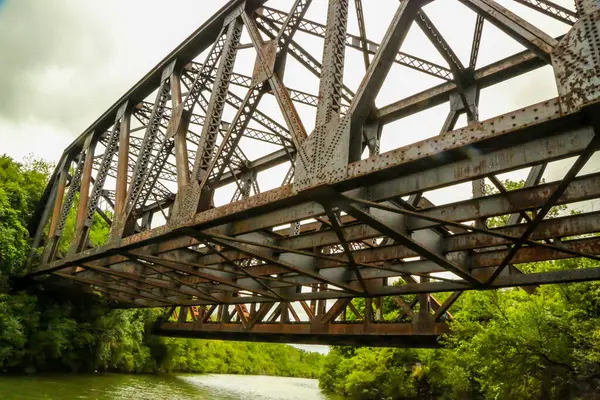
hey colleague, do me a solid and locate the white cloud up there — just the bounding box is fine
[0,0,224,161]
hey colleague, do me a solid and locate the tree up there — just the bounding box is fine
[0,155,51,276]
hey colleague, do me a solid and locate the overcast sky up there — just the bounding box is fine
[0,0,226,161]
[0,0,579,164]
[0,0,596,352]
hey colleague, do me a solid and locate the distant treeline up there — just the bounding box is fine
[0,155,322,377]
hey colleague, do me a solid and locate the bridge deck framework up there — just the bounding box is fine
[24,0,600,346]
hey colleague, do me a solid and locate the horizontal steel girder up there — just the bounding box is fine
[155,321,448,347]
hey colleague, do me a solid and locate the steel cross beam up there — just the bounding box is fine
[458,0,558,62]
[259,5,453,80]
[24,0,600,347]
[512,0,577,25]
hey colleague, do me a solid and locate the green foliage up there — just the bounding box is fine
[0,187,28,276]
[0,154,323,377]
[0,293,323,375]
[435,273,600,400]
[320,347,423,399]
[320,275,600,400]
[0,155,51,276]
[152,338,322,377]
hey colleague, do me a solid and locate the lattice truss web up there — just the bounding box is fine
[26,0,600,345]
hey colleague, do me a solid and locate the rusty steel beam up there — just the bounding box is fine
[374,36,566,124]
[156,321,448,347]
[512,0,577,25]
[259,5,453,80]
[458,0,558,62]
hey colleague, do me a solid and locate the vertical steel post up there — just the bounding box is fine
[70,135,97,254]
[112,105,131,239]
[315,0,349,127]
[170,66,190,192]
[45,160,70,254]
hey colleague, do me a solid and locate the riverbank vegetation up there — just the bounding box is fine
[318,271,600,399]
[0,155,322,378]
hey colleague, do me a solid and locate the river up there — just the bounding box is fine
[0,374,334,399]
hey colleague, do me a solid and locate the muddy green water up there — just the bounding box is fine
[0,374,330,399]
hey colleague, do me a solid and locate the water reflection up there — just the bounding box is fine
[0,373,328,400]
[180,374,326,400]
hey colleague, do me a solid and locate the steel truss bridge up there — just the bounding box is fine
[24,0,600,347]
